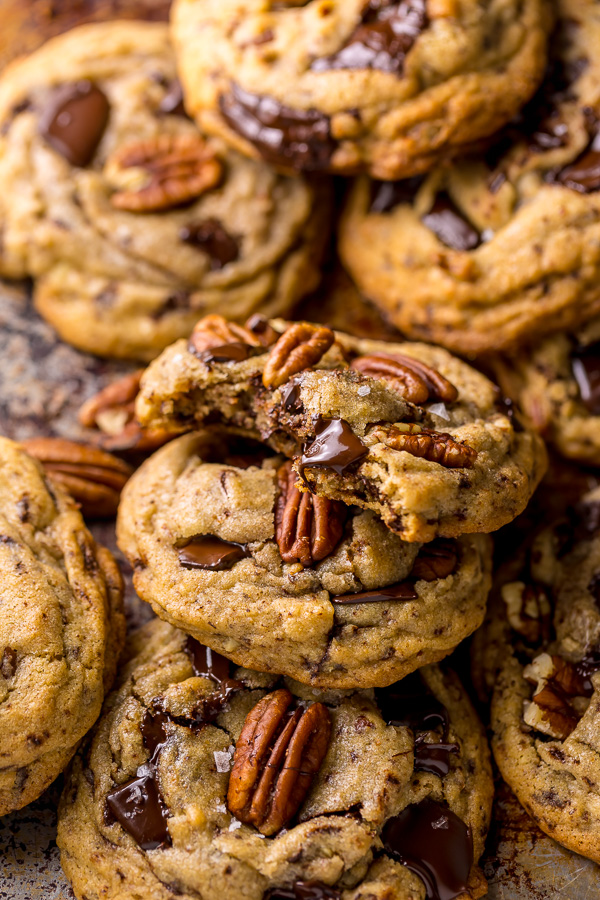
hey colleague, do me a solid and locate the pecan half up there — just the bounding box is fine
[78,371,171,452]
[107,135,222,212]
[22,437,132,518]
[351,354,458,405]
[227,688,331,835]
[263,323,334,388]
[188,314,261,358]
[374,424,477,468]
[276,461,346,566]
[410,539,458,581]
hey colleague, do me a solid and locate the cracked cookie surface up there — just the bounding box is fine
[481,486,600,862]
[0,22,328,360]
[116,430,492,688]
[339,0,600,355]
[57,617,492,900]
[135,317,547,541]
[0,437,125,815]
[171,0,548,178]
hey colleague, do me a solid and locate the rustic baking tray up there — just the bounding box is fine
[0,4,599,896]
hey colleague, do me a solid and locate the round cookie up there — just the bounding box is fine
[171,0,549,178]
[117,430,492,688]
[339,1,600,355]
[0,436,125,815]
[486,487,600,862]
[57,617,493,900]
[0,22,328,361]
[491,318,600,467]
[135,316,547,542]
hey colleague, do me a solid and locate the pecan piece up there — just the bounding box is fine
[410,539,458,581]
[276,461,346,566]
[263,323,334,388]
[22,437,132,518]
[107,135,222,212]
[227,688,331,835]
[188,314,261,359]
[78,371,171,452]
[523,653,588,740]
[351,354,458,405]
[501,581,551,645]
[374,424,477,468]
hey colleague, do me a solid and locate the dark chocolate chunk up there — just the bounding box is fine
[311,0,427,75]
[199,342,251,364]
[422,193,480,252]
[106,769,170,851]
[382,798,473,900]
[376,673,449,732]
[299,417,368,479]
[177,534,250,570]
[572,342,600,414]
[369,176,425,212]
[185,637,233,684]
[39,80,109,167]
[180,219,240,270]
[267,884,341,900]
[159,79,188,118]
[414,736,459,777]
[281,380,303,413]
[574,648,600,693]
[219,84,336,171]
[333,581,418,604]
[556,130,600,192]
[140,709,170,762]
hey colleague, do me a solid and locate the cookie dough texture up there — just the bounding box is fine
[135,320,547,542]
[491,319,600,466]
[172,0,548,178]
[0,22,328,360]
[0,437,125,815]
[486,488,600,862]
[57,617,493,900]
[339,0,600,354]
[117,431,492,688]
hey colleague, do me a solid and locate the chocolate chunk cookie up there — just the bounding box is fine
[135,316,547,542]
[0,437,125,815]
[483,487,600,862]
[171,0,549,178]
[491,318,600,466]
[57,617,493,900]
[116,430,492,687]
[339,1,600,355]
[0,22,328,361]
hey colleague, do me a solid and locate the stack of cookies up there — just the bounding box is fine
[2,1,600,898]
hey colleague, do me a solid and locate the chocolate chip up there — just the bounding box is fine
[333,581,418,604]
[382,798,473,900]
[180,219,240,270]
[106,770,170,850]
[1,647,17,679]
[39,80,109,167]
[572,342,600,414]
[299,417,368,479]
[312,0,426,75]
[177,534,251,570]
[369,175,425,212]
[219,84,336,171]
[555,130,600,193]
[422,193,480,252]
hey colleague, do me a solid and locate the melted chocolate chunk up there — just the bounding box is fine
[382,799,473,900]
[299,417,368,479]
[556,130,600,192]
[106,769,170,851]
[333,581,418,604]
[199,342,251,364]
[574,648,600,693]
[267,884,341,900]
[414,736,459,777]
[311,0,427,75]
[572,342,600,414]
[141,709,170,761]
[185,637,233,684]
[281,380,303,413]
[180,219,240,270]
[422,193,480,252]
[159,79,188,118]
[39,80,109,167]
[219,84,336,171]
[369,176,425,212]
[178,535,250,570]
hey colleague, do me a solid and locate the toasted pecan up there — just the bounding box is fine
[351,353,458,405]
[263,323,334,389]
[276,461,346,566]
